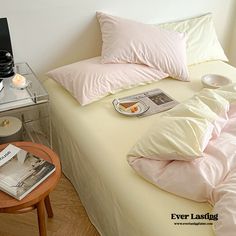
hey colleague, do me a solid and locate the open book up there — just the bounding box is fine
[113,88,179,117]
[0,144,55,200]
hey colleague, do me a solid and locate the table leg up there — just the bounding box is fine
[37,199,47,236]
[44,195,53,218]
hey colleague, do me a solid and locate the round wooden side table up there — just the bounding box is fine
[0,141,61,236]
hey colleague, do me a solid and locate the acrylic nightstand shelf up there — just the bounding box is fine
[0,63,51,147]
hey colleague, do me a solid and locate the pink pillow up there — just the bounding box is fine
[97,12,189,81]
[46,57,168,106]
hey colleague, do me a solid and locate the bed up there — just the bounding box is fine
[44,59,236,236]
[44,12,236,236]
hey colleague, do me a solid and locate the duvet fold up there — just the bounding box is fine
[127,83,236,236]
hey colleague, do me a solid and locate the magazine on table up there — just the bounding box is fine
[113,88,179,117]
[0,144,55,200]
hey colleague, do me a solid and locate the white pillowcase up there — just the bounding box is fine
[128,116,214,162]
[97,12,189,81]
[159,13,228,65]
[46,57,168,106]
[127,87,232,162]
[166,89,229,138]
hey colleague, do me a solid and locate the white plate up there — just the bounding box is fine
[112,99,149,116]
[201,74,232,89]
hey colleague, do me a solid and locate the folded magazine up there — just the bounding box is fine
[114,88,179,117]
[0,144,55,200]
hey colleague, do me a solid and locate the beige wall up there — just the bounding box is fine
[0,0,235,79]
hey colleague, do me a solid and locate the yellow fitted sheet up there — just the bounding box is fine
[44,61,236,236]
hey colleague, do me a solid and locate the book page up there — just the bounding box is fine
[0,144,21,167]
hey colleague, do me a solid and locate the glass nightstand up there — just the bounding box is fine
[0,62,51,146]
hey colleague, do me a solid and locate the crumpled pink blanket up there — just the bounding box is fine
[128,92,236,236]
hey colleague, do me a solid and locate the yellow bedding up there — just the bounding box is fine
[44,61,236,236]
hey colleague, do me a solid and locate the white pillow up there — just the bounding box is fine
[127,87,232,162]
[46,57,168,106]
[127,116,213,162]
[166,89,229,138]
[216,83,236,103]
[159,13,228,65]
[97,12,189,81]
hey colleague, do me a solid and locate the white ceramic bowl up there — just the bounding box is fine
[201,74,232,89]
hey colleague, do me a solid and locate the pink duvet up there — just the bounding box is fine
[128,86,236,236]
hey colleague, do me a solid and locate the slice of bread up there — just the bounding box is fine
[119,101,138,112]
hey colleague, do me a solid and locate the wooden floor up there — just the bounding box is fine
[0,175,100,236]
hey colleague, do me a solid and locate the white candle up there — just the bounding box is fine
[12,74,26,88]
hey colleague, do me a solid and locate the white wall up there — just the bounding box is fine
[0,0,235,79]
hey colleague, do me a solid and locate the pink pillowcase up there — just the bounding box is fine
[46,57,168,106]
[97,12,189,81]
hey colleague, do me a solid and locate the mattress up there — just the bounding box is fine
[44,61,236,236]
